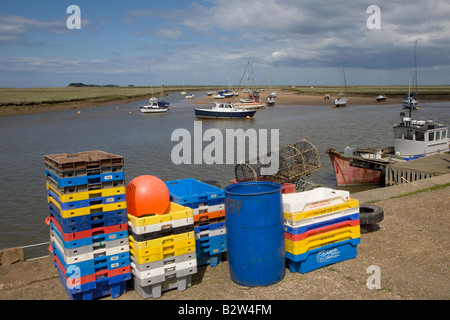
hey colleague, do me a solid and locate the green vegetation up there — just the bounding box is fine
[0,85,449,107]
[368,182,450,204]
[0,86,201,106]
[390,182,450,199]
[287,85,450,97]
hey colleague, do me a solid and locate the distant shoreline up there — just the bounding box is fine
[1,88,449,117]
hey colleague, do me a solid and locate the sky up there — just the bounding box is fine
[1,0,450,88]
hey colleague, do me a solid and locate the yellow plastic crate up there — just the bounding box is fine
[129,232,195,257]
[48,195,126,218]
[284,198,359,222]
[130,244,196,264]
[285,225,361,255]
[127,202,193,227]
[129,231,195,250]
[46,182,125,202]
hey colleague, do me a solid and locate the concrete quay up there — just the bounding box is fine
[0,174,449,301]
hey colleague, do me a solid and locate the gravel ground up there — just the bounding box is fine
[1,174,449,303]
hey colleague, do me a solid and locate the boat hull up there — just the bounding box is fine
[234,102,265,110]
[326,149,383,186]
[194,109,256,119]
[140,107,168,113]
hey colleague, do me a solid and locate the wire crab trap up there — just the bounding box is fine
[234,139,323,191]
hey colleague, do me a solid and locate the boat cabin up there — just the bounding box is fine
[393,118,449,158]
[214,102,235,110]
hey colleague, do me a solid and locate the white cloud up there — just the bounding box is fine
[154,28,182,40]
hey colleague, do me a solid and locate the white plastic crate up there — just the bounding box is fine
[282,187,350,213]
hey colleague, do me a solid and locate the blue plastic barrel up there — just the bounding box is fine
[224,181,285,287]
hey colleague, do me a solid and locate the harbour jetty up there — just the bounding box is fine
[1,173,449,301]
[385,153,450,186]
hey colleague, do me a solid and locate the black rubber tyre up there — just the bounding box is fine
[359,204,384,225]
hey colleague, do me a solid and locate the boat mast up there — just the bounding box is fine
[342,65,347,95]
[414,40,418,100]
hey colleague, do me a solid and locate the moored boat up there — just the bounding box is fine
[140,97,169,113]
[326,110,449,186]
[194,102,256,119]
[376,93,387,102]
[266,93,276,106]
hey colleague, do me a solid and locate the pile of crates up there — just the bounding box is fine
[44,150,131,300]
[165,179,227,267]
[128,198,197,299]
[282,187,361,274]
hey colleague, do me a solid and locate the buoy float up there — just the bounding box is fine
[77,111,81,114]
[246,116,250,119]
[126,175,170,217]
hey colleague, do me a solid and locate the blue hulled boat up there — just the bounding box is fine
[195,102,256,119]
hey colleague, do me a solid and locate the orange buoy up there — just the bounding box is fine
[126,175,170,216]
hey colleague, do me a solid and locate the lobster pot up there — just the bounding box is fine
[234,139,321,185]
[225,182,285,287]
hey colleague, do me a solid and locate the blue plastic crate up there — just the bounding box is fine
[165,178,224,207]
[55,261,130,300]
[195,234,227,255]
[50,221,128,249]
[194,221,225,234]
[52,242,130,277]
[286,238,360,274]
[284,212,360,235]
[197,251,223,267]
[45,169,125,188]
[49,202,127,233]
[47,188,126,210]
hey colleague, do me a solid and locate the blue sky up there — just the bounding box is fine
[1,0,450,87]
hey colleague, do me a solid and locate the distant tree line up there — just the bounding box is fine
[68,83,120,87]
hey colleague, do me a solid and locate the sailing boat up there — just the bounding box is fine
[402,40,419,109]
[181,77,186,95]
[140,70,169,113]
[333,66,348,107]
[376,75,387,102]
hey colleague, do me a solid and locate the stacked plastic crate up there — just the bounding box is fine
[127,181,197,299]
[44,151,131,300]
[165,179,226,267]
[283,187,361,274]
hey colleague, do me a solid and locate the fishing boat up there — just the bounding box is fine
[326,109,449,186]
[140,97,169,113]
[194,102,257,119]
[185,92,195,99]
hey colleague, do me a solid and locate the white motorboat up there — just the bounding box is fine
[266,94,276,106]
[140,97,168,113]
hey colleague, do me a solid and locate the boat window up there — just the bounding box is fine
[405,129,414,140]
[428,132,435,141]
[395,128,403,139]
[442,130,447,139]
[435,131,440,140]
[415,131,425,142]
